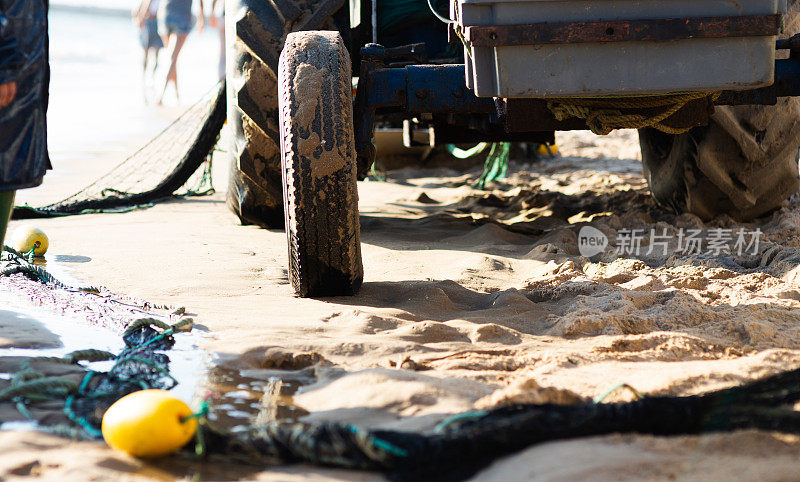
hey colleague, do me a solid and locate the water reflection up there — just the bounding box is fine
[201,365,311,433]
[51,254,92,263]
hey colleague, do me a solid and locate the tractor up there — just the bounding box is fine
[224,0,800,297]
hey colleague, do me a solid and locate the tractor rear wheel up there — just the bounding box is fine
[225,0,348,228]
[278,31,363,297]
[638,102,800,221]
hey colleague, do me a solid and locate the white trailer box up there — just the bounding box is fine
[456,0,783,97]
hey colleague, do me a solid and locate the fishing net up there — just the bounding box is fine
[200,367,800,481]
[12,81,226,219]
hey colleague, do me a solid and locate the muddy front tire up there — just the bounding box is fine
[638,103,800,221]
[225,0,348,228]
[278,31,363,297]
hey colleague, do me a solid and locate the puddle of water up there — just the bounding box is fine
[201,363,311,432]
[170,332,208,405]
[0,291,122,359]
[29,254,95,287]
[0,420,38,431]
[50,254,92,264]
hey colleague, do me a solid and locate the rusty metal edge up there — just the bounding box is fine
[464,14,782,47]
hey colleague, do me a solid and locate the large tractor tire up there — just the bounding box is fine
[278,31,363,297]
[225,0,347,228]
[638,101,800,221]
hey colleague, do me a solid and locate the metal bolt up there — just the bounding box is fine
[415,89,427,99]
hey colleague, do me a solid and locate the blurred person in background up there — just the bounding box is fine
[0,0,51,249]
[134,0,164,102]
[140,0,205,104]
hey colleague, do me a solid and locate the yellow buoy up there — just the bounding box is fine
[9,225,49,256]
[536,143,559,157]
[101,389,197,458]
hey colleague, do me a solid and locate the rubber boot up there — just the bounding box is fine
[0,190,15,251]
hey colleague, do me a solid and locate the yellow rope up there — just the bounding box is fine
[547,92,718,135]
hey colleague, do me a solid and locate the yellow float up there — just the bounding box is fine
[101,389,197,458]
[8,225,49,256]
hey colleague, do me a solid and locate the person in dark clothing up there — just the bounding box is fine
[0,0,50,248]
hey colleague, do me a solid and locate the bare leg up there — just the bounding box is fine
[142,49,150,103]
[152,47,160,74]
[159,32,188,104]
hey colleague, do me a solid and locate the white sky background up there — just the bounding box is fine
[51,0,206,15]
[52,0,136,12]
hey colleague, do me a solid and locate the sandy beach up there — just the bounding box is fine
[4,6,800,482]
[6,122,800,479]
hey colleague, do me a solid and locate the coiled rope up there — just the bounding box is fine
[547,91,718,135]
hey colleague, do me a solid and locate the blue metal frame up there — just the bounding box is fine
[353,38,800,177]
